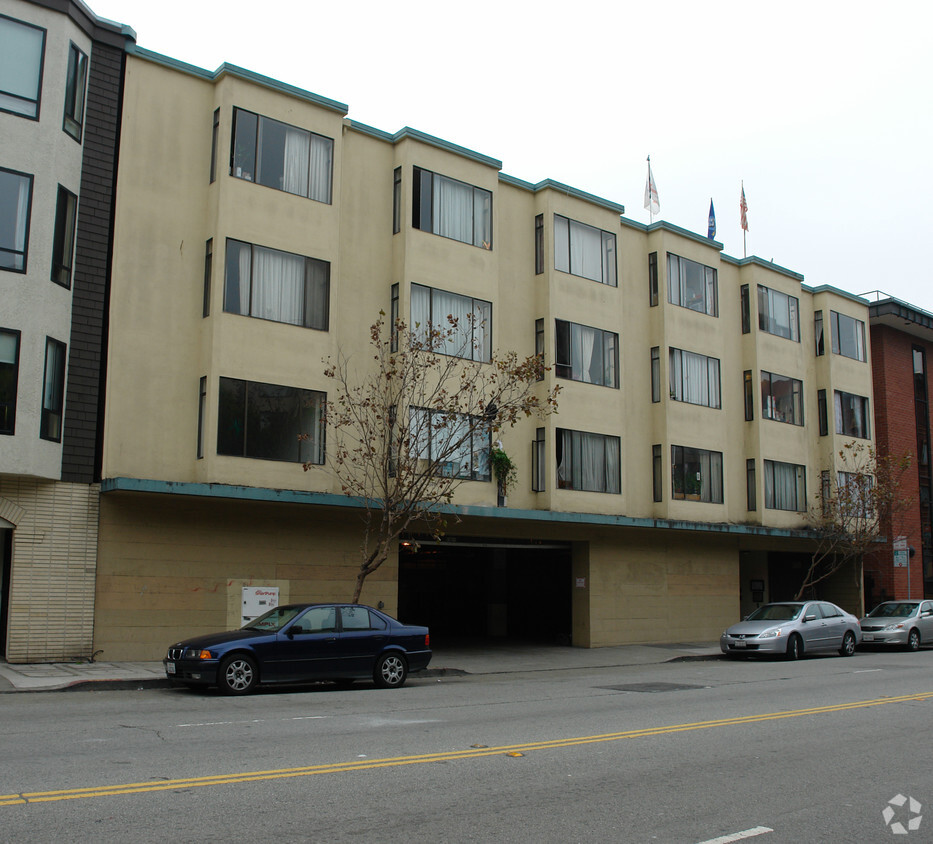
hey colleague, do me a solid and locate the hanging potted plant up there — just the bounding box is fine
[490,445,517,507]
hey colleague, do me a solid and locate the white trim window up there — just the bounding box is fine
[231,107,333,203]
[764,459,807,511]
[554,215,617,286]
[668,254,717,316]
[410,283,491,362]
[0,14,45,119]
[412,167,492,249]
[224,239,329,330]
[757,285,799,341]
[669,348,720,408]
[555,319,619,387]
[556,428,621,493]
[830,311,866,361]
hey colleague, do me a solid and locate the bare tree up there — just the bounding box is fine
[305,311,559,604]
[797,441,912,600]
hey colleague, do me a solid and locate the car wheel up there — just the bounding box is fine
[786,634,803,661]
[218,654,258,695]
[839,631,857,657]
[908,629,921,651]
[373,652,408,689]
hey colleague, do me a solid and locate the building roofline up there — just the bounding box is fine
[101,477,815,541]
[25,0,136,47]
[864,293,933,342]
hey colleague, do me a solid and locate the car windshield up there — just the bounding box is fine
[243,606,305,631]
[746,604,802,621]
[867,603,918,618]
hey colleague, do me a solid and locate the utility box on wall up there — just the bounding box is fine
[242,586,279,623]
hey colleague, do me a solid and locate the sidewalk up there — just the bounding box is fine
[0,641,721,693]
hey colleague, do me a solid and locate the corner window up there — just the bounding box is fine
[217,377,324,464]
[648,252,658,306]
[0,14,45,119]
[817,389,828,436]
[41,337,66,442]
[834,391,870,439]
[653,444,662,501]
[764,460,806,511]
[554,215,616,286]
[0,328,20,435]
[51,186,78,288]
[830,311,866,361]
[0,168,33,272]
[62,43,88,141]
[392,167,401,234]
[532,427,545,491]
[746,459,756,510]
[534,214,544,274]
[671,445,723,503]
[740,284,750,333]
[409,406,490,481]
[197,376,206,459]
[209,109,220,183]
[757,285,799,341]
[224,239,329,330]
[814,311,824,356]
[669,348,721,408]
[555,319,619,388]
[412,167,492,249]
[230,107,333,203]
[667,253,717,316]
[411,283,491,362]
[556,428,620,493]
[760,371,803,425]
[744,370,754,421]
[202,239,212,317]
[651,347,660,403]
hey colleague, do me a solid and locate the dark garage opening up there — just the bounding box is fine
[398,538,572,645]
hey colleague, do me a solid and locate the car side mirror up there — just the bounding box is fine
[804,614,817,622]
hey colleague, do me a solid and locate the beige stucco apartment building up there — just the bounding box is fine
[1,6,876,661]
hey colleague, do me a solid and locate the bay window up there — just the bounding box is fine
[62,43,88,141]
[668,254,717,316]
[41,337,66,442]
[671,445,723,503]
[555,319,619,387]
[409,406,490,481]
[0,167,33,272]
[764,460,807,511]
[411,283,491,362]
[0,14,45,119]
[554,215,616,286]
[51,185,77,288]
[757,285,799,341]
[412,167,492,249]
[760,370,803,425]
[669,348,720,408]
[556,428,620,493]
[834,391,870,439]
[831,311,866,361]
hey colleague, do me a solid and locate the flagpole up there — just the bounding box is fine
[647,156,653,225]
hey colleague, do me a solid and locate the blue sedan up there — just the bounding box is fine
[163,603,431,694]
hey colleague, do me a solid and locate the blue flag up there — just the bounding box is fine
[707,198,716,239]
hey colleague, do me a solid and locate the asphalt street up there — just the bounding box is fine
[2,648,931,843]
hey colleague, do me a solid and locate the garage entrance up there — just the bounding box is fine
[397,537,573,644]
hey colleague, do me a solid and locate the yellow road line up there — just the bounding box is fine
[1,692,929,807]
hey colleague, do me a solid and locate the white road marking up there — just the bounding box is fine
[696,826,774,844]
[176,716,327,727]
[853,669,884,673]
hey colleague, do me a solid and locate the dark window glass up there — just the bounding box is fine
[556,428,620,493]
[649,252,658,306]
[411,166,492,249]
[760,370,804,425]
[535,213,544,274]
[408,406,490,482]
[51,185,77,287]
[814,311,824,356]
[667,253,718,316]
[41,337,66,442]
[209,109,220,183]
[197,376,206,458]
[535,318,544,381]
[817,389,827,436]
[0,328,20,435]
[0,14,45,119]
[651,347,660,403]
[740,284,750,334]
[62,43,88,141]
[744,370,754,421]
[746,459,756,510]
[202,239,212,317]
[757,285,799,341]
[764,460,807,511]
[671,445,723,503]
[653,444,662,501]
[217,376,325,464]
[392,167,401,234]
[555,319,618,388]
[0,168,33,272]
[532,427,545,491]
[834,390,870,438]
[830,311,866,361]
[390,283,399,352]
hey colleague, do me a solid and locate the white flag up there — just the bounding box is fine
[644,157,660,216]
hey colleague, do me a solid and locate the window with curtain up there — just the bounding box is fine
[837,471,874,519]
[412,167,492,249]
[757,285,800,341]
[671,445,723,503]
[834,390,870,439]
[764,459,807,511]
[669,348,720,407]
[760,370,803,425]
[556,428,620,493]
[667,253,718,316]
[63,42,88,141]
[408,406,490,481]
[230,108,333,203]
[555,319,619,388]
[410,283,491,362]
[0,167,33,272]
[41,337,66,442]
[51,185,77,288]
[554,215,617,286]
[830,311,866,361]
[532,427,546,491]
[217,377,324,464]
[0,14,45,119]
[0,328,20,435]
[223,239,329,330]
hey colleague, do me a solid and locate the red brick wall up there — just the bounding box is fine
[866,325,931,603]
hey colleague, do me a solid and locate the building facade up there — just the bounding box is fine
[865,295,933,604]
[82,42,876,661]
[0,0,133,661]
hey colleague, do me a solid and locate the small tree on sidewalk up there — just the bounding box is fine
[796,442,912,600]
[306,311,559,604]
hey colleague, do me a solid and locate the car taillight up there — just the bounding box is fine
[425,634,430,647]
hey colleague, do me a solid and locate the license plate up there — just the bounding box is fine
[166,662,176,675]
[734,640,747,648]
[862,634,874,642]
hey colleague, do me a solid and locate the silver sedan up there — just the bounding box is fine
[721,601,861,660]
[859,600,933,650]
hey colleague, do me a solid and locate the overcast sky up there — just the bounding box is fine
[89,0,933,310]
